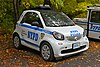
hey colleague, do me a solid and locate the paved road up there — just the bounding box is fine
[0,38,100,67]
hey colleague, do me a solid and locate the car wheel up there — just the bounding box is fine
[13,34,22,49]
[41,42,54,61]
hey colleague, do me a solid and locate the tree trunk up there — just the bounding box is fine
[13,0,21,29]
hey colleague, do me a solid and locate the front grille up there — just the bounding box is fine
[66,35,82,41]
[61,45,86,54]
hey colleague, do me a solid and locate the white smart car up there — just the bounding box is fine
[13,6,89,61]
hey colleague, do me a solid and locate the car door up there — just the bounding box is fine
[20,11,44,50]
[89,11,100,40]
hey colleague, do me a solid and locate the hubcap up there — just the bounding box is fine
[41,45,50,60]
[14,36,20,48]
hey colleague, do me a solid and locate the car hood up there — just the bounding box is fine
[45,25,84,36]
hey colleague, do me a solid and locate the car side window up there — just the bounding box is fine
[91,11,100,23]
[21,12,43,28]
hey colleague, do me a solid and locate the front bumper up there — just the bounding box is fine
[50,36,89,58]
[54,45,89,57]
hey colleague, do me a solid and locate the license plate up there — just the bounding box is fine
[73,43,80,49]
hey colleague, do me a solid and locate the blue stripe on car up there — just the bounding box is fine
[21,38,40,48]
[85,29,100,32]
[20,24,53,35]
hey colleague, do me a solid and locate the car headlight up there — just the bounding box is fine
[83,30,86,37]
[53,31,64,40]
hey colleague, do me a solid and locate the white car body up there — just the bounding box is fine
[13,10,89,59]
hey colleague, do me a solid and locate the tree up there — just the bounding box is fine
[0,0,14,34]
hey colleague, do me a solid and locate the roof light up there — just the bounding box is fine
[94,4,100,7]
[32,5,51,10]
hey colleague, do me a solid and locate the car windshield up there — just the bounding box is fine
[40,10,75,27]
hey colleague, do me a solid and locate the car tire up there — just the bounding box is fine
[40,42,54,61]
[13,34,22,49]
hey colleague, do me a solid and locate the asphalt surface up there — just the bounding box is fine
[0,35,100,67]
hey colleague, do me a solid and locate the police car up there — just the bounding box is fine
[73,4,100,40]
[13,6,89,61]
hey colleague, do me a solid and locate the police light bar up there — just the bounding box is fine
[94,4,100,7]
[87,4,100,10]
[32,5,51,10]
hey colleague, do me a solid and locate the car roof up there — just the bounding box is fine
[25,6,60,13]
[24,6,62,14]
[30,6,51,10]
[39,10,61,14]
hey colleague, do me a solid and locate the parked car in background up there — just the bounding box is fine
[73,4,100,40]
